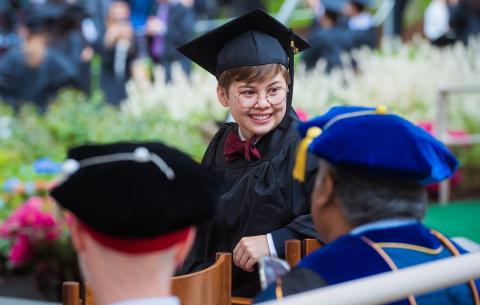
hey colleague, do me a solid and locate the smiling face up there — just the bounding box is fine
[217,64,289,140]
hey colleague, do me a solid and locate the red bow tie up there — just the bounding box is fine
[224,130,261,162]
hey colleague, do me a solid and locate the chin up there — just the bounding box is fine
[250,125,276,137]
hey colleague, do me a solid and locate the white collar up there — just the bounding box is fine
[237,128,262,144]
[350,218,418,236]
[238,128,247,141]
[111,296,180,305]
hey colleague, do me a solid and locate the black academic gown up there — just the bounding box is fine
[303,26,354,72]
[180,108,320,297]
[99,43,135,105]
[0,46,77,112]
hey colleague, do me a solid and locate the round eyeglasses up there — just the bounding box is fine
[236,87,289,108]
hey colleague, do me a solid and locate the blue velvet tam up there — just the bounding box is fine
[295,105,459,185]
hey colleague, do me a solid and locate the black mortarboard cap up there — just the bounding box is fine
[178,9,309,129]
[50,142,221,251]
[177,9,309,78]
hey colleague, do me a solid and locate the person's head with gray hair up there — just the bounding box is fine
[310,159,428,242]
[292,105,458,242]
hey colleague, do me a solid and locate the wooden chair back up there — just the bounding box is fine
[63,282,95,305]
[172,252,231,305]
[62,252,232,305]
[285,238,322,268]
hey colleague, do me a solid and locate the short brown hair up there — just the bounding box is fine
[218,63,290,92]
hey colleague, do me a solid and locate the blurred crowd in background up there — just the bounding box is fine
[0,0,479,112]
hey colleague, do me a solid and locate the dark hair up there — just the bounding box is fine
[324,10,340,24]
[217,63,290,92]
[317,160,427,227]
[350,1,365,12]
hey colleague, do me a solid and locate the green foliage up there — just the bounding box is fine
[0,89,208,186]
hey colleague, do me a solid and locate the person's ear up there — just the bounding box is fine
[67,214,87,252]
[311,172,335,213]
[174,227,196,266]
[216,86,230,108]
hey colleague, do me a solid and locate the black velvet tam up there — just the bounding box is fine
[177,9,310,78]
[50,142,221,239]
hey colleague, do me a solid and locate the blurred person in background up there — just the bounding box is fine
[0,0,25,57]
[127,0,155,33]
[304,0,377,72]
[343,0,376,49]
[229,0,265,15]
[145,0,195,83]
[47,1,95,95]
[100,0,137,105]
[424,0,456,46]
[392,0,410,38]
[193,0,219,19]
[448,0,480,44]
[424,0,480,46]
[0,4,77,112]
[303,0,353,72]
[82,0,112,50]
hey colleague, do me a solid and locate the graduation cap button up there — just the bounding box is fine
[376,105,388,115]
[63,159,80,175]
[133,147,150,162]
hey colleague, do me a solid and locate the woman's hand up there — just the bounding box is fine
[233,235,270,272]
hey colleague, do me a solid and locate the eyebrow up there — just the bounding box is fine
[238,84,256,89]
[267,81,281,87]
[238,80,282,89]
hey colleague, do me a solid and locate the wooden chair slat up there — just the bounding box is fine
[84,282,95,305]
[62,282,80,305]
[304,238,322,256]
[285,239,302,268]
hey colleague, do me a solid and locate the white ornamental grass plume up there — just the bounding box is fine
[294,37,480,126]
[123,37,480,129]
[122,63,224,120]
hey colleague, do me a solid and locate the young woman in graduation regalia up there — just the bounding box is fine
[177,9,321,297]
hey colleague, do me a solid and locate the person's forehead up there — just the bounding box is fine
[232,72,286,88]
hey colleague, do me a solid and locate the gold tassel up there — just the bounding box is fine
[290,40,299,55]
[293,127,322,182]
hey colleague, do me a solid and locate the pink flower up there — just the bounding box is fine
[417,120,465,192]
[295,107,309,121]
[417,120,470,143]
[9,235,32,266]
[0,196,62,266]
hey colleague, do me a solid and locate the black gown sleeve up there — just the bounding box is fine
[270,153,322,257]
[0,49,20,107]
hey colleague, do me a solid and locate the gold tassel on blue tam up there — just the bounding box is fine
[293,127,322,182]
